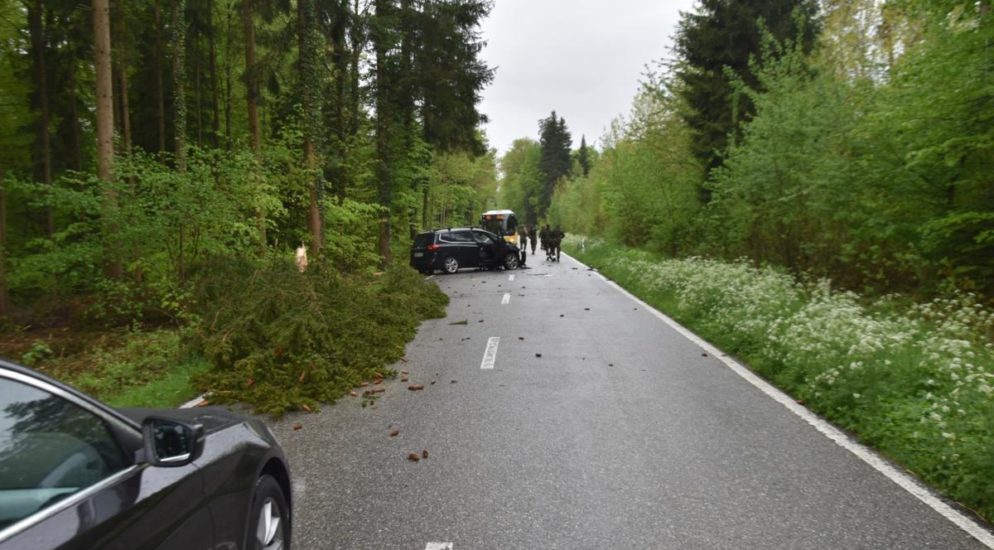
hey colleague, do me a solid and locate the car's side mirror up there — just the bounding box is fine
[141,416,205,467]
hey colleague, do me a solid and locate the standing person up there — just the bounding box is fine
[553,226,565,262]
[517,225,528,266]
[529,224,538,254]
[540,224,551,259]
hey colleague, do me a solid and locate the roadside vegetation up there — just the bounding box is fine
[566,236,994,523]
[0,2,491,409]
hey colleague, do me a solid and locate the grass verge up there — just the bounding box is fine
[565,236,994,524]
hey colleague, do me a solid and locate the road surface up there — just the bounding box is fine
[267,253,992,549]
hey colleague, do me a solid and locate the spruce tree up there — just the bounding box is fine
[674,0,819,199]
[538,111,571,219]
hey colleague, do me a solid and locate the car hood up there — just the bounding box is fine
[116,406,248,435]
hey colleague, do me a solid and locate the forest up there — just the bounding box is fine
[503,0,994,301]
[0,0,496,412]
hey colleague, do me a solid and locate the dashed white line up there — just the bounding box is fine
[425,543,453,550]
[480,337,499,370]
[501,292,510,305]
[509,274,515,281]
[570,252,994,549]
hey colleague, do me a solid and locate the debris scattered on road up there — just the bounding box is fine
[518,336,524,340]
[451,380,457,384]
[360,382,369,387]
[535,353,542,358]
[559,314,564,317]
[400,357,408,363]
[349,391,358,397]
[701,353,708,357]
[430,380,436,385]
[390,428,400,437]
[422,449,429,459]
[401,370,409,375]
[609,363,614,367]
[584,307,590,311]
[292,423,303,431]
[478,319,484,323]
[401,377,409,382]
[407,453,421,462]
[408,384,425,391]
[449,320,468,325]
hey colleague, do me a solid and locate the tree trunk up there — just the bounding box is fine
[115,0,132,159]
[172,0,187,171]
[349,0,362,137]
[299,0,323,253]
[28,1,53,237]
[93,0,122,279]
[243,0,260,151]
[93,0,114,183]
[155,0,166,152]
[208,0,220,147]
[374,0,393,267]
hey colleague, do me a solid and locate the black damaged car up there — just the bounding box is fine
[410,227,522,274]
[0,360,292,550]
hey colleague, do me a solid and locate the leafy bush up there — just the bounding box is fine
[566,236,994,522]
[191,256,448,415]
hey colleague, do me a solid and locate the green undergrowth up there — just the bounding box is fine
[27,329,207,408]
[190,258,448,416]
[565,236,994,524]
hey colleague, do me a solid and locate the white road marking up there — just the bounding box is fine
[480,337,499,370]
[509,274,515,281]
[425,544,453,550]
[569,252,994,549]
[501,292,510,305]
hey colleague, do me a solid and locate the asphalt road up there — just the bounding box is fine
[267,252,993,549]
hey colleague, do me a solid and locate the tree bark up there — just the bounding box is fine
[155,0,166,152]
[299,0,323,253]
[93,0,122,278]
[115,0,132,158]
[208,0,220,147]
[374,0,393,267]
[28,1,53,237]
[242,0,260,152]
[93,0,114,183]
[172,0,187,171]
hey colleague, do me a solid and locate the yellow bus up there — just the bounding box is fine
[480,209,520,247]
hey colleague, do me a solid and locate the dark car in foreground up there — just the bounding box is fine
[0,360,291,550]
[411,227,522,274]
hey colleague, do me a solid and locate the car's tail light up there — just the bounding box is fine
[427,243,441,252]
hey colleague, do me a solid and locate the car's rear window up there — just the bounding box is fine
[413,233,434,248]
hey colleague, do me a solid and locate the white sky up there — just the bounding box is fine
[478,0,697,156]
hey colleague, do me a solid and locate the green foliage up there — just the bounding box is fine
[538,111,572,220]
[20,340,54,367]
[566,236,994,523]
[191,257,448,415]
[674,0,820,180]
[499,138,543,225]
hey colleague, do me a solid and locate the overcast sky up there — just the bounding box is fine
[478,0,698,156]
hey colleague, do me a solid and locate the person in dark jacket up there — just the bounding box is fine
[529,224,538,254]
[551,226,565,262]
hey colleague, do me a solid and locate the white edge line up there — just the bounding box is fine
[481,337,499,370]
[566,251,994,548]
[424,543,453,550]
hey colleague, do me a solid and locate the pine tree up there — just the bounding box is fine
[538,111,571,219]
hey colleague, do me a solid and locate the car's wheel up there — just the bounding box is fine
[247,475,290,550]
[442,256,460,274]
[504,252,519,270]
